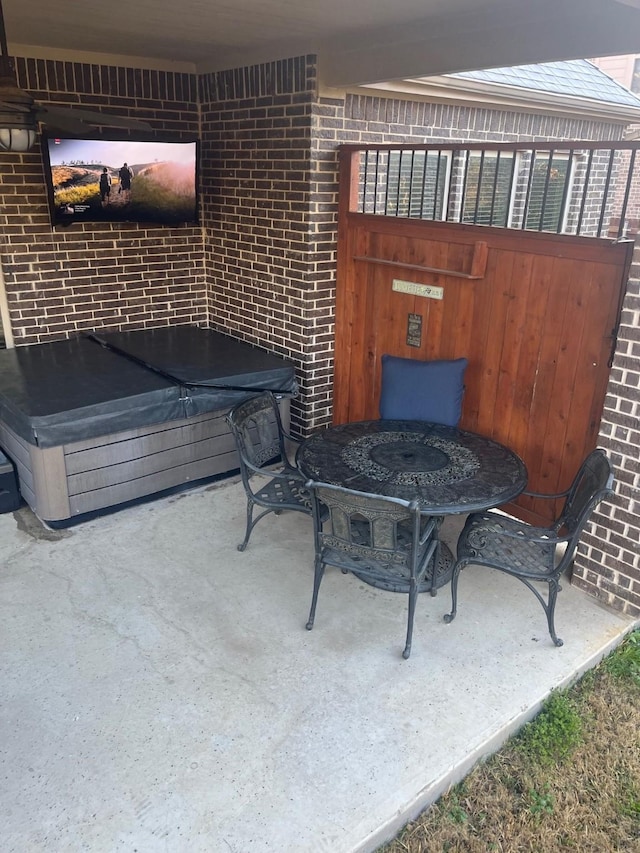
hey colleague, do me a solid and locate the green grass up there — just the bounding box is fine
[516,690,583,766]
[603,629,640,685]
[378,628,640,852]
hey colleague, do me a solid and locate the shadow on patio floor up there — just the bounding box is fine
[1,477,634,852]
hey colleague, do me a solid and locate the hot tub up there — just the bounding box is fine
[0,326,297,525]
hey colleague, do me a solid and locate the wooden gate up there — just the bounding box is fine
[334,152,633,525]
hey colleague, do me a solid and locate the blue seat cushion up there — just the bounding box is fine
[379,355,468,426]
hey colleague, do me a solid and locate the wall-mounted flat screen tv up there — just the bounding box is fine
[42,135,199,226]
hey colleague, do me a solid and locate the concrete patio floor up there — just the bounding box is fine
[1,477,635,853]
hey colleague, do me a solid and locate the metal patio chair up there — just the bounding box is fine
[305,481,440,659]
[444,448,615,646]
[225,391,312,551]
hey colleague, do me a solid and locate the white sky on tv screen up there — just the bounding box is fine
[48,138,196,167]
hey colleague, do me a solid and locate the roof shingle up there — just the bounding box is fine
[449,59,640,108]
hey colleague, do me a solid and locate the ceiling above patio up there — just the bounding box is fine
[4,0,640,86]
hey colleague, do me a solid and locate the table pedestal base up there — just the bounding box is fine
[352,541,454,594]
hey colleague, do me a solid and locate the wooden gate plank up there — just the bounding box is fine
[473,249,515,438]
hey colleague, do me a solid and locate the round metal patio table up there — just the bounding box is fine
[297,419,527,592]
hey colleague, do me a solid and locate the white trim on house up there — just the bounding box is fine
[356,76,640,123]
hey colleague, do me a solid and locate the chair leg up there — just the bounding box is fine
[429,517,445,597]
[544,579,564,647]
[403,577,419,659]
[238,501,276,552]
[517,575,565,648]
[429,537,442,597]
[237,498,256,552]
[444,560,465,624]
[306,556,325,630]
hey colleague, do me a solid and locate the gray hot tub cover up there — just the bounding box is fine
[0,327,297,448]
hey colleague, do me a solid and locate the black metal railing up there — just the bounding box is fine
[349,141,640,239]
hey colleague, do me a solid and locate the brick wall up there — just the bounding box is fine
[340,94,623,143]
[0,58,204,344]
[572,245,640,618]
[198,56,327,434]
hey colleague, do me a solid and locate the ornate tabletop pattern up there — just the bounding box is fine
[298,420,527,515]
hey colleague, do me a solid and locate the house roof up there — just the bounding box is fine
[363,55,640,123]
[450,59,640,109]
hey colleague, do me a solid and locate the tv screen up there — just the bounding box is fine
[42,135,199,226]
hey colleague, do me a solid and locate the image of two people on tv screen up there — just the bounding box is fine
[99,162,134,206]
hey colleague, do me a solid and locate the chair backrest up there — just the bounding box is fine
[555,448,614,564]
[307,480,428,577]
[378,354,468,426]
[225,391,287,471]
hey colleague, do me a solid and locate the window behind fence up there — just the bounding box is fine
[356,142,640,238]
